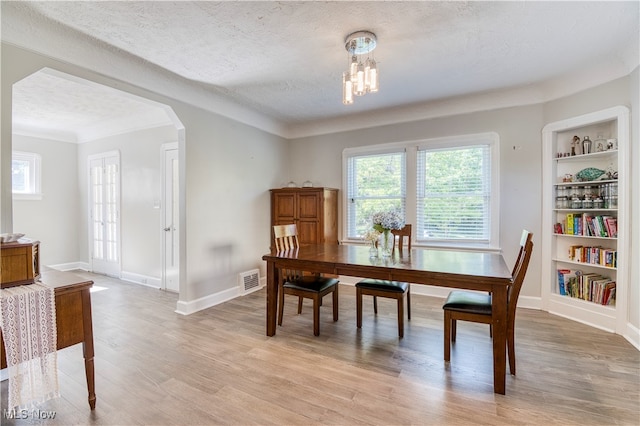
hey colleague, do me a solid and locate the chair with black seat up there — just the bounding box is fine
[443,230,533,375]
[273,224,339,336]
[356,224,412,338]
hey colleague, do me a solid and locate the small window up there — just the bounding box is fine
[12,151,42,200]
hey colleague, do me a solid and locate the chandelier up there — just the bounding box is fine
[342,31,378,105]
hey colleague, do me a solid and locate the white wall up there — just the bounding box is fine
[629,66,639,329]
[12,134,79,266]
[289,73,638,330]
[288,105,545,301]
[2,43,636,329]
[76,125,178,280]
[1,43,289,309]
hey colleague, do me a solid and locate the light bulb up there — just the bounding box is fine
[343,72,354,105]
[354,62,366,96]
[368,59,378,93]
[349,56,358,84]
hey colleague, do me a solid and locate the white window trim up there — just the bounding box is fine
[342,132,500,251]
[12,151,42,200]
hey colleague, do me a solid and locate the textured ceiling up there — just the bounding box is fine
[3,1,639,140]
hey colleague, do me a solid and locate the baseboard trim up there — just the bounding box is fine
[625,323,640,350]
[120,271,161,289]
[175,286,240,315]
[47,261,90,272]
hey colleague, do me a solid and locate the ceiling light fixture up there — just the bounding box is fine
[342,30,378,105]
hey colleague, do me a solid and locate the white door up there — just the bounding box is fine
[162,147,179,292]
[89,152,121,277]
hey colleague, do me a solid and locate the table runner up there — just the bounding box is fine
[0,283,59,409]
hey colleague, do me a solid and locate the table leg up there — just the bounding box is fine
[491,284,507,395]
[81,288,97,409]
[266,261,278,336]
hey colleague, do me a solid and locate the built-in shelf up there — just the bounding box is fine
[542,105,629,334]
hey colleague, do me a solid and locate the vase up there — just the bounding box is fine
[369,240,378,258]
[379,229,393,257]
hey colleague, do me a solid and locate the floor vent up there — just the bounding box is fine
[238,269,262,295]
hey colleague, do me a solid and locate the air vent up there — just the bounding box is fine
[238,269,262,295]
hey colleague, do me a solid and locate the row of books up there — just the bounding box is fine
[554,214,617,238]
[557,269,616,305]
[568,245,617,267]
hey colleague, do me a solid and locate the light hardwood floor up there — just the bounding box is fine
[2,272,638,425]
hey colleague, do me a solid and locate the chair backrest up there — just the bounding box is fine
[273,224,302,282]
[507,230,534,322]
[391,224,412,251]
[273,224,299,251]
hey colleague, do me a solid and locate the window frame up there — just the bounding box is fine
[342,132,500,250]
[11,151,42,200]
[343,142,409,242]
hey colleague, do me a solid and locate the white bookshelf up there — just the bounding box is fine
[541,106,629,334]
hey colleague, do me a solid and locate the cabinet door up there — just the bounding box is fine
[298,192,319,219]
[273,192,296,222]
[297,220,320,245]
[297,191,321,244]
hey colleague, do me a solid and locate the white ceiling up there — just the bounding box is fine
[3,1,639,141]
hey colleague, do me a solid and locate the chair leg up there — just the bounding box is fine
[444,310,451,361]
[406,286,411,320]
[278,285,285,326]
[297,296,303,314]
[373,295,378,314]
[397,295,404,339]
[451,319,457,342]
[332,285,339,322]
[313,294,320,336]
[356,288,363,329]
[507,323,516,375]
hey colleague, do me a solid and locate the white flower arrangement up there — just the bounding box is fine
[372,210,405,233]
[363,229,381,242]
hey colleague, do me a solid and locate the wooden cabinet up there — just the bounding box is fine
[270,188,338,247]
[1,239,41,288]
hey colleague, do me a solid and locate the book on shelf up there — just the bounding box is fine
[604,216,617,238]
[557,268,616,305]
[566,213,575,235]
[584,214,596,237]
[557,269,571,295]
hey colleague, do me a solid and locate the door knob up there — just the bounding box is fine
[164,227,171,232]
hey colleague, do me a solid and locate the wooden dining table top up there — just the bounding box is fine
[262,243,512,290]
[262,243,513,394]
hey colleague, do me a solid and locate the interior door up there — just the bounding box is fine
[88,152,121,277]
[162,147,179,292]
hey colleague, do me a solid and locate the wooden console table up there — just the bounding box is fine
[1,269,96,410]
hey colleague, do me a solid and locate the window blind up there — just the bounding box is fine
[347,151,406,238]
[416,144,491,242]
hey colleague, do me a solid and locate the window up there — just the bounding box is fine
[417,143,492,243]
[12,151,42,200]
[344,133,499,248]
[345,149,406,239]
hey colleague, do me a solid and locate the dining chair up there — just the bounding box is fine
[356,224,412,338]
[443,230,533,375]
[273,224,339,336]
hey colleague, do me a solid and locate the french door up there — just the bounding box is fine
[88,152,121,277]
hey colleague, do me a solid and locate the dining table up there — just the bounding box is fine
[262,243,513,394]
